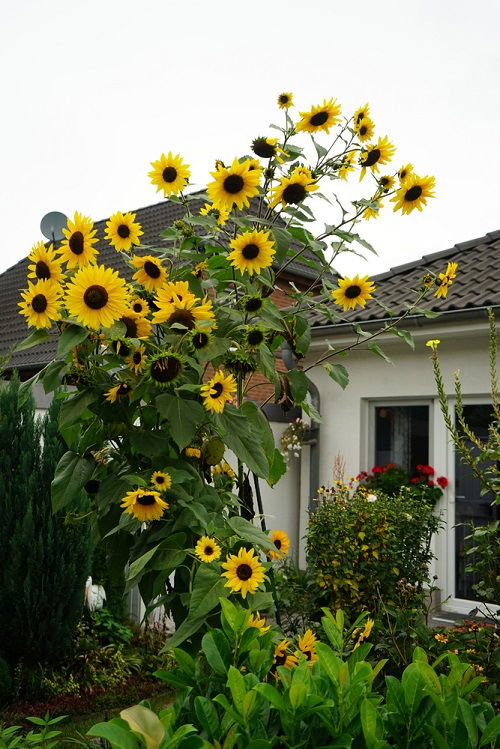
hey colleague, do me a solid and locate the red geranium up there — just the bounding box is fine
[437,475,448,489]
[372,465,383,474]
[428,479,434,487]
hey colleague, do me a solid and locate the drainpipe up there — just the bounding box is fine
[281,342,320,514]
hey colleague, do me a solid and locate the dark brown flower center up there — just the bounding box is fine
[122,316,138,337]
[405,185,423,202]
[162,166,177,183]
[137,493,156,506]
[31,294,48,313]
[192,332,209,349]
[155,476,165,484]
[248,329,264,346]
[223,174,244,194]
[117,224,130,238]
[279,95,289,104]
[345,285,361,299]
[236,563,253,581]
[132,352,142,364]
[117,383,131,395]
[150,355,181,383]
[168,309,195,330]
[359,125,367,136]
[204,546,213,556]
[274,539,282,550]
[132,302,144,313]
[399,169,407,180]
[380,177,390,187]
[310,111,329,127]
[363,149,381,167]
[69,231,85,255]
[112,340,131,357]
[210,382,224,398]
[35,260,51,280]
[282,183,307,204]
[275,653,287,666]
[252,139,276,159]
[144,260,161,279]
[245,297,262,312]
[84,285,109,310]
[303,649,312,661]
[356,112,365,124]
[242,243,260,260]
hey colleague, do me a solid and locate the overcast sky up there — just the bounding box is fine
[1,0,499,278]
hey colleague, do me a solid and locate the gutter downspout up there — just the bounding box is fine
[281,343,320,515]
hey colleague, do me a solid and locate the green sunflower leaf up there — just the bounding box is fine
[51,450,94,512]
[368,343,393,365]
[214,405,270,480]
[324,362,349,390]
[13,328,50,352]
[57,323,90,357]
[156,394,207,450]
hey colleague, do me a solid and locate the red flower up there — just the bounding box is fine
[386,462,396,469]
[372,465,383,474]
[437,476,448,489]
[422,465,434,475]
[410,477,420,484]
[356,471,368,481]
[428,480,434,487]
[416,464,423,473]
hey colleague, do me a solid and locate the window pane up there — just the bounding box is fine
[375,405,429,472]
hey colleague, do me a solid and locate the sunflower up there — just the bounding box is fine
[331,275,376,312]
[273,640,298,670]
[27,242,65,285]
[105,211,143,252]
[64,264,129,330]
[391,174,436,215]
[212,461,236,480]
[111,339,131,357]
[359,137,395,180]
[126,344,147,374]
[445,261,458,279]
[277,92,293,109]
[185,447,201,458]
[153,294,215,331]
[199,202,230,226]
[195,536,221,563]
[120,489,168,522]
[200,370,237,413]
[192,261,208,278]
[379,175,395,192]
[356,117,375,142]
[338,151,357,181]
[18,280,63,329]
[246,612,270,634]
[149,152,190,196]
[353,103,370,128]
[120,314,152,339]
[296,98,341,134]
[190,330,212,352]
[207,159,261,212]
[58,212,99,268]
[105,382,133,403]
[247,159,264,173]
[155,280,196,307]
[434,262,457,299]
[242,295,263,314]
[227,229,276,277]
[398,163,413,183]
[251,137,287,163]
[221,547,265,598]
[129,296,149,317]
[297,629,318,664]
[148,350,184,387]
[268,168,318,209]
[268,530,290,560]
[363,201,382,220]
[151,471,172,492]
[245,326,266,348]
[131,255,168,291]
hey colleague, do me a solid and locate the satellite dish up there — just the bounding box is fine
[40,211,68,241]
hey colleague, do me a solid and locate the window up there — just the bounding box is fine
[374,405,429,473]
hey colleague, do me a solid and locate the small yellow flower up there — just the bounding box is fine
[277,92,293,110]
[151,471,172,492]
[195,536,221,563]
[185,447,201,458]
[426,339,441,350]
[246,612,270,634]
[434,633,448,643]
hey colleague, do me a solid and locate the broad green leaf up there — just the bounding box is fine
[268,448,287,487]
[14,328,49,352]
[324,362,349,390]
[120,705,165,749]
[285,369,308,403]
[194,696,220,741]
[388,327,415,350]
[42,360,69,393]
[479,714,500,746]
[360,698,378,745]
[368,343,393,365]
[129,430,171,459]
[202,630,231,676]
[272,227,291,265]
[227,665,247,713]
[51,450,93,512]
[57,323,89,357]
[226,516,274,551]
[253,683,285,711]
[87,720,140,749]
[289,683,307,709]
[59,388,95,429]
[214,405,269,479]
[156,393,206,450]
[457,698,478,748]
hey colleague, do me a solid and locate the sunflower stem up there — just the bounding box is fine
[252,472,281,628]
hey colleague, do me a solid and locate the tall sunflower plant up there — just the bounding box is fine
[14,92,451,649]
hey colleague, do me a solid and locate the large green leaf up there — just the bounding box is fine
[59,388,95,429]
[120,705,165,749]
[202,630,231,676]
[226,516,274,551]
[285,369,308,403]
[51,450,94,512]
[214,404,270,480]
[324,363,349,390]
[156,393,206,450]
[268,449,287,487]
[194,696,220,741]
[13,328,49,352]
[126,534,186,592]
[129,429,171,459]
[57,323,90,357]
[87,719,141,749]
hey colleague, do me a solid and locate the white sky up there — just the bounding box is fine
[1,0,499,278]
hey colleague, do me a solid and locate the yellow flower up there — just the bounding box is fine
[434,633,448,643]
[221,547,265,598]
[129,296,149,317]
[195,536,221,563]
[251,137,287,163]
[27,242,65,285]
[192,261,208,278]
[246,612,270,634]
[434,263,457,299]
[64,264,129,330]
[331,275,376,312]
[297,629,318,664]
[227,229,276,276]
[120,489,168,522]
[58,212,99,268]
[120,314,152,340]
[353,103,370,128]
[105,211,143,252]
[268,167,318,209]
[151,471,172,492]
[277,92,293,109]
[445,261,458,280]
[268,530,290,560]
[360,618,374,640]
[426,339,441,350]
[152,294,214,332]
[363,201,382,220]
[379,175,395,192]
[207,159,260,212]
[18,280,63,329]
[147,351,183,387]
[104,382,133,403]
[131,255,168,291]
[149,152,190,196]
[391,174,436,215]
[273,640,298,670]
[126,344,147,374]
[199,202,230,226]
[200,370,237,413]
[296,98,341,134]
[359,137,395,180]
[185,447,201,458]
[338,150,357,180]
[398,163,414,183]
[356,117,375,142]
[156,281,196,306]
[212,461,236,480]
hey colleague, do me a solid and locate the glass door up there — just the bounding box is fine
[454,404,499,600]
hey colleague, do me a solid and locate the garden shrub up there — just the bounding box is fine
[306,490,440,619]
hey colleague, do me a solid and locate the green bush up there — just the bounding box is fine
[306,490,440,619]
